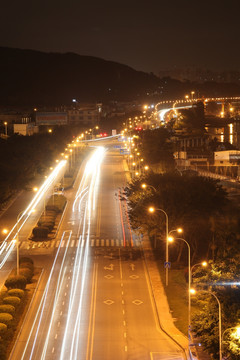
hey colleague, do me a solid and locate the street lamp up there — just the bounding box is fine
[190,288,222,360]
[148,206,169,286]
[15,211,25,275]
[168,228,183,236]
[141,183,156,192]
[222,326,240,357]
[191,261,207,283]
[14,209,36,275]
[191,91,195,102]
[4,122,7,136]
[169,237,191,341]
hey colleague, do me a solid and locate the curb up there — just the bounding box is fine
[142,235,189,359]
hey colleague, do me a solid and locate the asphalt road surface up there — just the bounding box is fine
[7,140,185,360]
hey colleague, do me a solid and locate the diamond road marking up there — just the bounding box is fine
[132,299,143,305]
[104,300,114,305]
[104,275,113,279]
[129,275,139,279]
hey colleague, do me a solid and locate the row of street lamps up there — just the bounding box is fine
[141,182,239,359]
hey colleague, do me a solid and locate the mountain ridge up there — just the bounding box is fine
[0,46,159,106]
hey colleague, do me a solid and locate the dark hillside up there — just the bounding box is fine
[0,47,160,105]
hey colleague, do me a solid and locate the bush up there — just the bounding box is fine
[5,275,27,290]
[3,296,21,307]
[32,226,49,238]
[0,305,15,315]
[41,223,54,231]
[0,323,7,333]
[8,289,24,298]
[46,194,66,212]
[0,343,7,360]
[19,268,32,283]
[0,313,13,325]
[19,257,33,265]
[39,215,55,222]
[20,263,34,274]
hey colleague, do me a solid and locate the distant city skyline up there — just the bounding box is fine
[1,0,240,74]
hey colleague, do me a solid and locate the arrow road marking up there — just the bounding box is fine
[104,264,114,270]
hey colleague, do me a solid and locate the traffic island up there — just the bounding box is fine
[30,194,67,242]
[0,257,42,360]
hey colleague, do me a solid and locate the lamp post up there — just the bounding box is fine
[191,261,207,283]
[191,91,195,103]
[169,237,191,340]
[148,206,169,286]
[15,209,36,275]
[191,289,222,360]
[222,326,240,357]
[141,183,156,192]
[4,122,7,136]
[16,211,25,275]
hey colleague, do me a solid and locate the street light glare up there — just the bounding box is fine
[177,228,183,233]
[168,236,174,242]
[148,206,155,213]
[202,261,207,267]
[141,183,147,189]
[2,229,8,234]
[236,327,240,337]
[190,288,196,295]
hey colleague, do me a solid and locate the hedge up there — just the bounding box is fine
[19,268,32,283]
[0,323,7,333]
[38,216,55,226]
[8,289,24,298]
[0,313,13,325]
[5,275,27,290]
[46,194,66,212]
[0,305,15,315]
[32,226,49,238]
[3,297,21,307]
[41,222,54,231]
[19,257,33,265]
[20,262,34,272]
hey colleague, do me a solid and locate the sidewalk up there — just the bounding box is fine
[142,234,212,359]
[142,234,189,359]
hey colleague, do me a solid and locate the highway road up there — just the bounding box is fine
[6,139,186,360]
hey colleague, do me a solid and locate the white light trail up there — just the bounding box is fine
[20,231,71,360]
[0,160,67,270]
[60,146,106,360]
[158,105,192,122]
[20,146,106,360]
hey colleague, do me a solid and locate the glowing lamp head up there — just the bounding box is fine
[168,236,174,243]
[202,261,207,267]
[2,229,8,235]
[33,187,38,192]
[148,207,155,213]
[236,327,240,337]
[190,288,196,295]
[141,183,147,189]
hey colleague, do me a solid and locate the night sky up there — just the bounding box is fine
[1,0,240,74]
